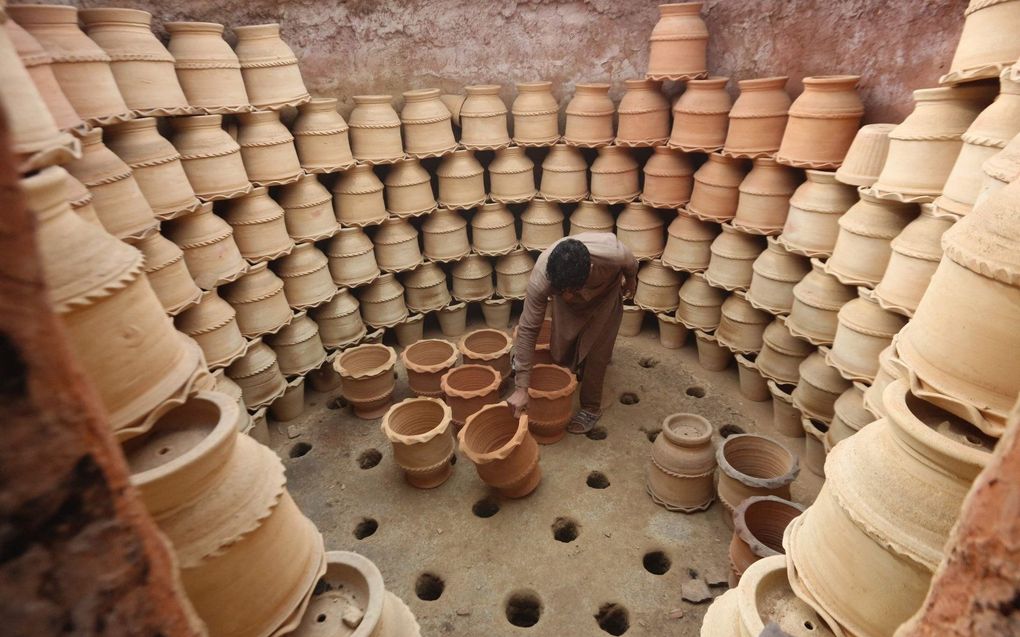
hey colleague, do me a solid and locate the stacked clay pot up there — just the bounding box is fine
[646,2,708,81]
[616,78,670,146]
[716,433,799,527]
[642,147,695,208]
[334,343,397,419]
[590,146,640,203]
[662,213,718,272]
[669,76,731,152]
[786,258,856,346]
[687,153,746,222]
[569,200,614,235]
[135,229,203,316]
[677,272,725,331]
[835,123,896,187]
[400,87,457,157]
[704,225,766,292]
[373,217,422,273]
[512,81,560,146]
[174,290,247,370]
[401,262,452,313]
[635,260,682,311]
[460,84,510,150]
[715,292,770,355]
[236,110,303,187]
[326,227,380,287]
[233,23,309,110]
[776,75,864,169]
[731,158,801,235]
[164,20,249,113]
[172,115,252,201]
[292,98,356,172]
[402,339,459,398]
[226,338,288,410]
[646,413,716,512]
[746,238,810,316]
[459,402,542,498]
[381,397,456,488]
[826,288,907,383]
[779,169,859,258]
[488,146,536,203]
[357,272,409,328]
[723,76,791,159]
[164,202,247,291]
[942,0,1020,85]
[349,95,403,163]
[385,158,437,217]
[756,317,814,386]
[826,191,917,288]
[520,200,565,251]
[441,364,502,428]
[791,351,851,423]
[525,364,578,444]
[312,289,366,349]
[459,328,513,382]
[539,143,588,202]
[873,204,957,317]
[564,82,615,147]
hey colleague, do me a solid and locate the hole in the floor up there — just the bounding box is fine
[638,357,659,369]
[586,471,610,489]
[327,396,346,410]
[289,442,312,458]
[552,517,579,543]
[595,603,630,636]
[415,573,445,601]
[804,620,816,631]
[586,426,608,440]
[644,429,660,443]
[719,424,745,438]
[643,550,671,575]
[353,518,378,540]
[686,385,706,398]
[688,568,700,579]
[473,497,500,518]
[357,448,382,469]
[619,392,640,405]
[505,590,542,628]
[316,614,326,623]
[450,454,458,465]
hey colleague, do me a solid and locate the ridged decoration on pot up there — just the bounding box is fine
[174,289,247,369]
[716,434,799,526]
[646,413,716,512]
[539,143,588,202]
[266,311,327,377]
[400,87,457,158]
[520,199,565,251]
[747,237,810,316]
[224,187,295,263]
[642,146,695,209]
[756,317,814,385]
[277,174,339,242]
[786,258,856,346]
[871,85,995,203]
[381,397,456,488]
[401,262,452,313]
[334,343,397,419]
[422,208,471,262]
[459,328,513,382]
[292,98,356,173]
[646,2,708,81]
[357,272,409,328]
[826,190,917,288]
[471,203,518,256]
[9,4,132,126]
[441,363,501,426]
[827,382,872,448]
[237,109,302,187]
[273,243,336,310]
[723,76,791,159]
[826,288,907,383]
[164,202,246,290]
[164,21,249,113]
[768,380,804,438]
[941,0,1020,85]
[325,226,380,288]
[459,84,511,150]
[704,224,766,292]
[79,8,189,116]
[348,95,404,164]
[488,146,536,203]
[65,171,101,225]
[616,78,670,146]
[620,304,645,337]
[657,313,689,349]
[729,496,804,585]
[371,217,422,273]
[332,163,387,226]
[233,23,309,110]
[105,118,199,220]
[590,145,640,204]
[835,123,896,187]
[511,81,560,146]
[402,339,459,398]
[525,364,578,444]
[779,169,859,258]
[221,262,292,337]
[569,200,614,235]
[310,289,365,349]
[776,75,864,170]
[172,114,252,202]
[716,292,771,355]
[5,17,84,135]
[687,152,746,223]
[791,350,851,423]
[451,254,495,301]
[437,149,486,209]
[564,82,615,147]
[226,337,288,409]
[662,212,718,272]
[459,402,542,498]
[383,158,436,217]
[669,76,731,152]
[496,249,536,299]
[731,158,802,235]
[135,229,203,316]
[677,272,725,330]
[616,203,665,260]
[634,259,681,312]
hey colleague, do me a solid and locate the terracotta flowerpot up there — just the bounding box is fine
[402,339,459,398]
[400,87,457,158]
[135,229,203,316]
[746,237,810,316]
[382,397,456,488]
[662,212,718,272]
[401,262,452,313]
[669,76,731,152]
[495,249,535,299]
[569,200,614,235]
[767,380,804,438]
[459,402,542,497]
[786,258,857,346]
[687,152,746,223]
[164,21,249,113]
[373,217,422,273]
[835,123,896,187]
[441,363,501,426]
[276,174,340,242]
[634,259,681,312]
[646,2,708,81]
[310,288,365,349]
[826,288,907,383]
[776,75,864,170]
[437,149,486,209]
[564,82,615,147]
[791,350,851,423]
[731,158,802,235]
[827,382,872,448]
[525,364,578,444]
[717,292,770,355]
[348,94,404,164]
[677,272,725,330]
[266,311,327,377]
[694,329,732,371]
[273,243,336,310]
[460,84,510,150]
[729,496,804,585]
[716,433,799,526]
[451,254,495,302]
[422,208,471,262]
[620,304,645,337]
[164,202,247,290]
[483,297,513,329]
[325,226,380,287]
[226,337,289,409]
[646,412,716,512]
[511,81,560,146]
[270,376,306,422]
[656,313,689,349]
[642,146,695,209]
[489,146,536,203]
[779,170,859,258]
[332,163,387,227]
[357,272,409,328]
[590,145,640,204]
[237,109,302,187]
[437,302,468,336]
[704,225,766,292]
[616,203,665,260]
[335,343,397,419]
[756,316,814,385]
[941,0,1020,85]
[233,23,308,110]
[459,328,513,382]
[221,262,293,337]
[471,202,518,256]
[384,157,437,217]
[520,199,565,251]
[175,289,248,369]
[5,17,84,134]
[863,342,901,420]
[224,187,295,263]
[292,98,356,173]
[616,78,670,146]
[722,76,791,159]
[826,190,917,288]
[873,204,957,317]
[171,114,252,201]
[539,143,588,202]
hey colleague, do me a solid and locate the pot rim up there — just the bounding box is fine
[661,412,713,446]
[334,343,397,380]
[458,328,513,360]
[717,433,799,488]
[527,364,578,400]
[380,396,453,445]
[733,495,805,559]
[319,550,386,634]
[458,401,531,462]
[440,363,501,399]
[401,338,459,373]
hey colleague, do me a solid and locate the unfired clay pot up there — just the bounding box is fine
[266,311,327,377]
[422,208,471,262]
[174,289,248,370]
[277,174,340,242]
[400,87,457,158]
[325,227,380,288]
[471,202,518,256]
[620,304,645,337]
[662,213,718,272]
[786,259,857,346]
[634,259,681,312]
[164,202,247,290]
[310,288,365,349]
[863,342,901,421]
[384,157,437,217]
[942,0,1020,85]
[694,330,731,371]
[646,413,716,512]
[270,376,306,422]
[642,146,695,209]
[564,82,615,147]
[617,203,665,260]
[382,397,456,488]
[292,98,356,173]
[539,143,588,202]
[723,76,791,159]
[729,496,804,585]
[756,317,814,385]
[221,262,293,337]
[512,81,560,146]
[677,272,725,330]
[687,153,746,223]
[525,364,578,444]
[226,337,288,409]
[657,313,689,349]
[827,382,872,448]
[569,200,614,235]
[451,254,495,302]
[357,272,409,328]
[590,145,640,204]
[440,363,502,427]
[489,146,536,203]
[459,328,513,382]
[164,21,249,113]
[332,163,387,227]
[776,75,864,170]
[135,229,202,316]
[790,350,851,424]
[237,110,303,187]
[873,204,957,317]
[704,225,766,292]
[616,78,670,146]
[717,293,771,355]
[669,76,731,152]
[646,2,708,81]
[401,262,452,313]
[437,149,486,209]
[348,95,404,164]
[273,243,336,310]
[835,123,896,187]
[826,191,917,288]
[716,433,799,527]
[520,199,565,251]
[224,187,295,263]
[731,158,802,235]
[779,170,859,258]
[459,402,543,498]
[335,343,397,419]
[372,217,422,273]
[495,249,535,299]
[459,84,511,150]
[746,237,810,316]
[801,416,829,477]
[402,339,459,398]
[483,297,512,329]
[826,288,907,383]
[767,380,804,438]
[171,115,252,201]
[5,16,84,134]
[233,23,309,110]
[437,302,468,337]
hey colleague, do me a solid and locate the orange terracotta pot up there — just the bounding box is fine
[791,351,851,424]
[729,496,804,585]
[526,364,578,444]
[171,114,252,202]
[873,204,957,317]
[401,262,453,313]
[677,272,725,330]
[776,75,864,170]
[4,17,84,134]
[325,226,380,288]
[731,158,802,235]
[459,402,542,498]
[642,146,695,209]
[826,190,917,288]
[723,76,791,159]
[746,237,810,316]
[459,328,513,382]
[779,170,859,258]
[421,208,471,262]
[645,412,716,512]
[646,2,708,81]
[356,272,409,328]
[716,434,799,526]
[309,288,365,349]
[716,292,771,355]
[402,339,459,398]
[488,146,536,203]
[835,123,896,187]
[381,397,456,488]
[437,149,486,209]
[669,76,731,152]
[941,0,1020,85]
[174,289,248,370]
[335,343,397,419]
[704,224,766,292]
[225,337,288,409]
[164,21,249,113]
[564,82,615,147]
[333,163,388,226]
[787,259,856,347]
[266,311,327,377]
[616,78,671,146]
[756,317,814,386]
[441,363,502,427]
[662,212,718,272]
[163,202,247,290]
[687,153,746,223]
[233,23,309,110]
[590,145,640,204]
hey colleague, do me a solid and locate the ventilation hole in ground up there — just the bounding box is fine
[473,497,500,518]
[586,471,610,489]
[644,429,660,443]
[505,590,542,628]
[357,448,382,469]
[316,614,326,623]
[643,551,672,575]
[638,357,659,369]
[688,568,700,579]
[289,442,312,458]
[595,603,630,636]
[686,385,706,398]
[353,517,378,539]
[586,427,608,440]
[552,517,579,543]
[415,573,444,601]
[327,396,346,410]
[719,424,745,438]
[619,392,640,405]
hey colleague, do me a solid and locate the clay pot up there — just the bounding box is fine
[5,17,84,134]
[64,172,100,225]
[767,380,804,438]
[730,496,804,584]
[569,200,615,235]
[325,227,380,287]
[135,230,202,316]
[511,81,560,146]
[471,202,518,255]
[459,328,513,381]
[273,243,336,310]
[422,208,471,261]
[381,397,456,488]
[394,316,433,366]
[642,147,695,209]
[489,146,536,203]
[459,402,542,498]
[277,174,340,242]
[828,383,872,448]
[237,110,302,187]
[520,199,565,250]
[105,118,199,220]
[669,76,731,152]
[175,289,247,369]
[716,433,799,526]
[801,416,829,477]
[735,353,769,402]
[646,413,716,512]
[441,363,502,426]
[310,289,365,349]
[437,149,486,209]
[335,343,397,419]
[451,254,495,301]
[723,76,791,159]
[384,158,437,217]
[716,292,770,355]
[460,84,511,150]
[357,272,409,328]
[694,330,732,371]
[332,163,387,226]
[402,339,459,398]
[786,258,857,346]
[402,262,452,313]
[292,98,356,173]
[687,153,746,223]
[525,364,578,444]
[164,21,249,113]
[826,191,917,288]
[269,376,306,421]
[677,272,725,330]
[564,82,615,147]
[539,143,588,202]
[746,238,810,316]
[440,93,466,126]
[400,87,457,157]
[620,304,645,337]
[171,115,252,201]
[657,313,689,349]
[233,23,308,109]
[731,158,802,235]
[226,338,289,408]
[646,2,708,81]
[164,203,247,290]
[835,123,896,187]
[9,4,131,126]
[348,95,403,164]
[941,0,1020,85]
[776,75,864,169]
[495,249,535,299]
[372,217,422,273]
[779,170,859,258]
[704,225,766,292]
[616,78,670,146]
[221,262,293,337]
[482,298,512,329]
[79,8,188,116]
[224,187,295,263]
[863,342,901,420]
[827,288,907,383]
[662,213,718,272]
[634,259,681,312]
[791,351,851,423]
[617,203,665,260]
[64,129,157,241]
[590,145,640,204]
[756,317,814,385]
[266,312,327,377]
[873,204,958,317]
[438,302,468,336]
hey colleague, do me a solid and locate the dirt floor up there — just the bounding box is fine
[271,308,823,636]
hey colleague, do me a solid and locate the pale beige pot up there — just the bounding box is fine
[746,237,810,316]
[662,212,718,272]
[539,143,588,202]
[422,208,471,261]
[307,360,342,392]
[224,186,295,263]
[325,226,380,287]
[292,98,356,173]
[489,146,536,203]
[451,254,495,302]
[723,76,791,159]
[175,289,248,369]
[310,288,365,349]
[677,272,725,330]
[273,243,336,310]
[646,412,716,512]
[704,224,766,292]
[437,302,468,336]
[402,339,459,398]
[620,304,645,337]
[221,262,293,337]
[237,109,303,187]
[332,163,387,227]
[826,288,907,383]
[356,272,409,328]
[335,343,398,419]
[511,81,560,146]
[616,203,665,260]
[266,311,327,377]
[735,353,770,402]
[616,78,670,146]
[564,82,615,147]
[835,122,896,187]
[495,249,535,299]
[458,401,543,498]
[226,337,289,409]
[164,202,247,290]
[233,23,308,110]
[827,382,872,448]
[372,217,422,273]
[589,145,640,204]
[520,199,565,250]
[440,93,465,127]
[634,259,681,312]
[526,364,579,444]
[642,146,695,209]
[381,397,456,488]
[459,84,510,150]
[348,94,404,164]
[694,329,732,371]
[716,292,770,355]
[779,170,859,258]
[716,433,799,526]
[756,317,814,385]
[471,202,518,255]
[401,262,452,313]
[791,350,851,423]
[171,114,252,201]
[656,313,689,349]
[767,380,804,438]
[669,76,731,152]
[459,328,513,382]
[863,342,901,420]
[941,0,1020,85]
[731,158,802,235]
[873,204,957,317]
[826,190,917,287]
[277,174,340,242]
[729,496,804,585]
[440,363,502,426]
[265,376,304,422]
[384,157,437,217]
[787,259,856,346]
[5,16,84,135]
[437,149,486,209]
[400,87,457,158]
[776,75,864,170]
[569,200,614,235]
[134,229,203,316]
[164,21,249,113]
[687,152,746,223]
[801,416,828,477]
[482,297,513,329]
[646,2,708,81]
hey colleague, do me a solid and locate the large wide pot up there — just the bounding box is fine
[334,343,397,419]
[381,397,456,489]
[459,402,543,498]
[401,339,459,398]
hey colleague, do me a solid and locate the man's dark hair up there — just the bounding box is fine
[547,239,591,291]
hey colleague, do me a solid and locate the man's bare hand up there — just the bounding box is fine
[507,387,529,417]
[622,275,637,299]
